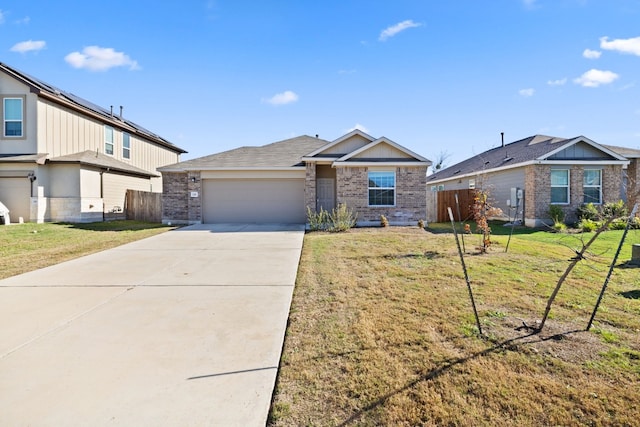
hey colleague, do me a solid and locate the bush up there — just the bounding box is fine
[576,203,599,221]
[380,215,389,227]
[548,204,565,224]
[603,200,628,219]
[418,219,425,229]
[577,218,599,232]
[306,205,357,232]
[551,221,568,232]
[608,219,628,230]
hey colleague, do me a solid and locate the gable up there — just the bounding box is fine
[316,134,372,156]
[351,142,414,160]
[548,141,616,160]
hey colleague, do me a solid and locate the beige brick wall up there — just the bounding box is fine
[524,164,623,226]
[335,166,427,224]
[627,158,639,212]
[161,171,202,224]
[304,162,316,212]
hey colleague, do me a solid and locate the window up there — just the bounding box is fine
[123,132,131,159]
[105,126,114,155]
[368,171,395,206]
[583,169,602,204]
[550,169,569,204]
[469,179,476,189]
[3,98,23,137]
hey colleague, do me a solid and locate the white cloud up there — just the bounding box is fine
[346,123,370,134]
[600,36,640,56]
[547,78,567,86]
[263,90,299,106]
[10,40,46,53]
[583,48,601,59]
[64,46,140,71]
[15,16,30,25]
[379,20,422,41]
[573,69,619,87]
[519,88,535,97]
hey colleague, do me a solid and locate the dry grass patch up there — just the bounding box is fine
[270,226,640,426]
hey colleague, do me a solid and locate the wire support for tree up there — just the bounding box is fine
[448,207,483,336]
[587,203,638,331]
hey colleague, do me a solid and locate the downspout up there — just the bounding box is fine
[100,170,105,222]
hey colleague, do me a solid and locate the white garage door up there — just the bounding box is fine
[202,179,306,224]
[0,178,31,223]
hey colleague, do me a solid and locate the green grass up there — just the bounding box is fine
[0,221,174,280]
[269,226,640,426]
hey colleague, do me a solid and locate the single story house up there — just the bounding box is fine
[0,62,186,223]
[426,134,639,227]
[160,129,431,225]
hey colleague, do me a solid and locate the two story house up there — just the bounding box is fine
[0,62,186,223]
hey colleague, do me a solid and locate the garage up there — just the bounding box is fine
[0,177,31,223]
[202,178,306,224]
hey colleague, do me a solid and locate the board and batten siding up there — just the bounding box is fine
[0,73,38,154]
[36,99,180,189]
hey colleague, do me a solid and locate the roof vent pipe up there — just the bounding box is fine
[501,132,505,147]
[110,105,113,116]
[120,106,123,118]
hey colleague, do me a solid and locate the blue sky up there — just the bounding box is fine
[2,0,640,167]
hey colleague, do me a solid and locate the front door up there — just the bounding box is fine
[317,178,335,212]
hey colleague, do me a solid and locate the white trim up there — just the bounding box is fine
[159,166,307,172]
[303,129,375,157]
[368,170,396,207]
[550,168,570,204]
[541,136,629,162]
[583,168,602,205]
[333,161,428,167]
[337,137,431,163]
[3,97,24,138]
[104,125,114,156]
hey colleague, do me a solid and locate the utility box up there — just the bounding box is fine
[632,244,640,266]
[0,201,10,225]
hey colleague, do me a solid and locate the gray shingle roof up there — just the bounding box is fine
[49,151,158,177]
[427,134,625,182]
[0,62,186,154]
[160,135,330,170]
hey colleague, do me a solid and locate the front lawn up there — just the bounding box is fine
[0,221,174,280]
[269,225,640,426]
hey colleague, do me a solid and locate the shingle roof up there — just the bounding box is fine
[159,135,330,170]
[427,134,627,182]
[49,151,158,177]
[604,144,640,159]
[0,62,186,154]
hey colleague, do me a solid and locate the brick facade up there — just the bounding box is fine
[524,164,624,226]
[304,162,316,213]
[627,158,639,212]
[334,165,427,225]
[162,171,202,224]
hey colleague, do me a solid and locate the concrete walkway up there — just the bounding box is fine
[0,224,305,426]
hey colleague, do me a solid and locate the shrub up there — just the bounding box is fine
[329,204,357,232]
[577,218,598,232]
[417,219,425,229]
[548,204,565,224]
[608,219,628,230]
[306,205,357,232]
[576,203,599,221]
[603,200,628,219]
[380,215,389,227]
[552,221,568,232]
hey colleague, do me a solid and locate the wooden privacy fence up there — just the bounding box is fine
[125,189,162,223]
[436,189,475,222]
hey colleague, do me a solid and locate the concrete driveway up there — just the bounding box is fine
[0,224,305,426]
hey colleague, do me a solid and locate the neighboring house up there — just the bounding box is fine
[0,62,186,223]
[427,135,637,227]
[160,129,431,225]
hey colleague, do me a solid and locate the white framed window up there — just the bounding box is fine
[123,132,131,159]
[368,171,395,206]
[469,179,476,189]
[3,97,23,137]
[550,169,569,204]
[583,169,602,204]
[105,125,114,155]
